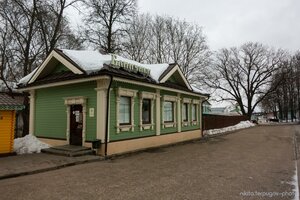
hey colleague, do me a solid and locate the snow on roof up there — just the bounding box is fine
[113,55,169,82]
[61,49,111,73]
[18,49,172,85]
[62,49,170,82]
[18,67,38,85]
[191,85,204,94]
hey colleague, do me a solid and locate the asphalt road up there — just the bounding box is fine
[0,125,299,200]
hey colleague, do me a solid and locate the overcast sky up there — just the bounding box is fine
[138,0,300,52]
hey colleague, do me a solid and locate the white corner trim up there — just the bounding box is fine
[177,93,181,132]
[95,78,111,142]
[155,89,161,135]
[159,65,192,90]
[29,90,35,135]
[29,51,84,84]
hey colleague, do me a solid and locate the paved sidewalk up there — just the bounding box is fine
[0,153,103,179]
[0,125,297,200]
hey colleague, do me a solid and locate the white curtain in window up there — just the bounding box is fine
[164,101,173,122]
[120,96,130,124]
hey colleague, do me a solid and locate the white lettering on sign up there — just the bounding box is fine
[111,54,150,76]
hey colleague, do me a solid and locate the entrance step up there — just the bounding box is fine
[41,145,95,157]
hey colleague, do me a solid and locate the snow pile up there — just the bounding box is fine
[14,134,50,154]
[204,120,256,136]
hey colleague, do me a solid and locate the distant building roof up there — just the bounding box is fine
[0,93,25,110]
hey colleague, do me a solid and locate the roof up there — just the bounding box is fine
[0,93,25,110]
[18,49,209,97]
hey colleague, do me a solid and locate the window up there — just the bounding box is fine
[119,96,131,125]
[182,103,188,122]
[164,101,174,122]
[192,104,197,121]
[142,99,151,124]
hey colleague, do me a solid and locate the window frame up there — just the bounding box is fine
[163,101,174,123]
[182,103,189,122]
[192,104,197,122]
[139,92,156,131]
[142,98,151,124]
[119,96,132,125]
[116,88,137,133]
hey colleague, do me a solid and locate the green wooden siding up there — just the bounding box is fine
[109,83,201,141]
[35,81,97,141]
[109,81,156,141]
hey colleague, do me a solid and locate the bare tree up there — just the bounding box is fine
[36,0,82,55]
[121,14,151,62]
[0,0,81,82]
[200,42,286,117]
[0,0,82,136]
[0,20,15,93]
[83,0,137,53]
[263,52,300,121]
[295,52,300,119]
[146,15,169,64]
[124,15,211,82]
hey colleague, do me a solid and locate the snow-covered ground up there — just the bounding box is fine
[14,135,50,155]
[204,120,256,136]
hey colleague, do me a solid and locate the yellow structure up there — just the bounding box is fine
[0,92,24,155]
[0,110,15,154]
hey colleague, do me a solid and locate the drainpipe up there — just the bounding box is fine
[104,75,113,158]
[201,99,204,138]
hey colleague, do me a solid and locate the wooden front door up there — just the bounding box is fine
[70,105,83,146]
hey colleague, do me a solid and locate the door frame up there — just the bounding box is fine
[64,96,87,146]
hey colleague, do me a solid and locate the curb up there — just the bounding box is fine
[0,156,104,180]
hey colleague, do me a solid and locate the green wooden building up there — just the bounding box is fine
[18,49,209,156]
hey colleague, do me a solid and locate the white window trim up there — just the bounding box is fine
[182,103,190,127]
[162,95,177,128]
[191,101,200,126]
[139,92,156,131]
[182,98,192,127]
[116,88,137,133]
